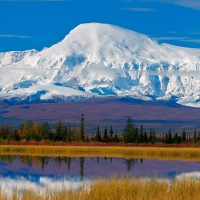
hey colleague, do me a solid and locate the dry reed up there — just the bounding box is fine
[0,145,200,161]
[1,177,200,200]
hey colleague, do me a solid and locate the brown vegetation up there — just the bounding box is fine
[1,98,200,133]
[1,145,200,161]
[1,177,200,200]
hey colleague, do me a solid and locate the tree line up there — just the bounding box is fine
[0,115,200,144]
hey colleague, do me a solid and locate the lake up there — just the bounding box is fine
[1,155,200,193]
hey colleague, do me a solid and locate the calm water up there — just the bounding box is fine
[1,155,200,192]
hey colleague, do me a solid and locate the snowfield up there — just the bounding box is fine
[1,23,200,106]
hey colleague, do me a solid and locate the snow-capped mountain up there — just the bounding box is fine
[1,23,200,107]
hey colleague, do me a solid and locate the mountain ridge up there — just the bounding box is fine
[1,23,200,107]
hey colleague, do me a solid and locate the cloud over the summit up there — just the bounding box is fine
[144,0,200,10]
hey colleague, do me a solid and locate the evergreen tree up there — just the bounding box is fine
[165,133,168,143]
[152,129,156,143]
[66,123,71,142]
[79,114,85,142]
[135,127,139,144]
[95,126,101,142]
[149,129,156,144]
[41,121,52,140]
[182,129,187,142]
[173,132,178,144]
[149,129,153,143]
[114,132,119,142]
[178,135,182,143]
[109,125,114,137]
[0,124,13,140]
[123,117,134,143]
[193,128,197,143]
[168,128,172,144]
[143,130,148,143]
[26,120,34,141]
[139,125,144,143]
[72,127,77,141]
[198,131,200,141]
[14,130,20,141]
[55,121,63,141]
[109,125,114,142]
[103,128,108,143]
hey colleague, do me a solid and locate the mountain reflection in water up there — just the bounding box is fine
[0,155,142,179]
[1,155,200,194]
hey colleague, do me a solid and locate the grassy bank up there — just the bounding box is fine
[1,177,200,200]
[1,145,200,161]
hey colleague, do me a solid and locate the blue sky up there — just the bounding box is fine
[0,0,200,52]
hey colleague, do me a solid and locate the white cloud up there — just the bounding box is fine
[189,32,200,35]
[154,36,189,41]
[0,34,32,39]
[144,0,200,10]
[120,7,155,12]
[0,0,69,1]
[180,39,200,43]
[154,36,200,44]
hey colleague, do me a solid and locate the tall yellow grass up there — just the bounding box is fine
[1,177,200,200]
[0,145,200,161]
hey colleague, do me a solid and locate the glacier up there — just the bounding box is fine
[1,23,200,107]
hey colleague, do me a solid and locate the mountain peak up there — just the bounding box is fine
[1,23,200,107]
[66,23,144,39]
[58,23,157,61]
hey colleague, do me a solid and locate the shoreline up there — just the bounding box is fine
[1,144,200,161]
[1,141,200,147]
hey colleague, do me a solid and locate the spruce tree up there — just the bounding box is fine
[193,128,197,143]
[79,114,85,142]
[173,132,178,144]
[178,135,182,143]
[135,127,139,144]
[198,131,200,141]
[103,128,108,143]
[182,129,186,142]
[168,128,172,144]
[109,125,114,139]
[123,117,134,143]
[55,121,63,141]
[144,130,148,143]
[41,121,52,140]
[149,129,156,144]
[152,130,156,143]
[66,123,71,142]
[139,125,144,143]
[96,126,101,142]
[114,132,119,142]
[149,129,153,143]
[72,127,77,141]
[14,130,20,141]
[165,133,168,143]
